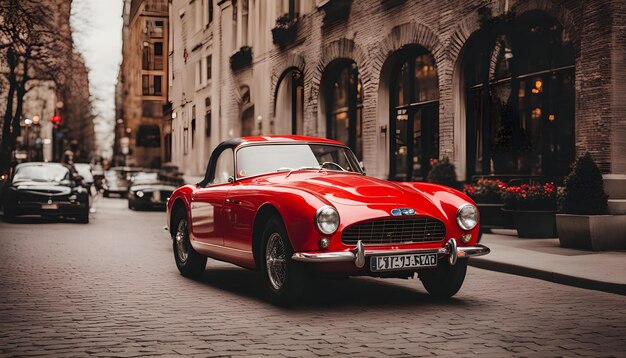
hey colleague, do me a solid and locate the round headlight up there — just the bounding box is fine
[457,204,478,231]
[315,206,339,235]
[136,191,144,198]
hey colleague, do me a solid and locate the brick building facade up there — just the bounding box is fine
[169,0,625,180]
[118,0,170,168]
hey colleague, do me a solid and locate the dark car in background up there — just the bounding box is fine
[103,169,126,197]
[127,172,177,211]
[103,166,142,197]
[1,162,90,223]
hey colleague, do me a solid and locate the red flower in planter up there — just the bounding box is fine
[463,179,508,204]
[503,182,557,211]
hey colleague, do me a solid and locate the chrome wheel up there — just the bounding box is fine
[175,219,189,263]
[265,232,286,290]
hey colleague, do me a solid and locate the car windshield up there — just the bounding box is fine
[236,143,362,178]
[13,164,71,184]
[131,172,159,184]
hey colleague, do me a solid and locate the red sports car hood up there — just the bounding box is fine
[262,172,448,219]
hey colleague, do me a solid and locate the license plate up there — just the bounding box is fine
[371,253,437,272]
[152,191,161,202]
[42,203,58,210]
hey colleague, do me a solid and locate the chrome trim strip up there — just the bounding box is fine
[291,252,355,262]
[447,238,458,265]
[354,240,365,268]
[291,238,490,265]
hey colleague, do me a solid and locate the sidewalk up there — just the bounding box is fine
[471,230,626,295]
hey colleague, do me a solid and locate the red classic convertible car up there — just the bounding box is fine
[167,135,489,302]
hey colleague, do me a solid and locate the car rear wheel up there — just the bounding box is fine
[419,258,468,299]
[261,217,305,304]
[172,208,207,278]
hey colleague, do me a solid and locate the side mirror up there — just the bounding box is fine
[228,176,235,184]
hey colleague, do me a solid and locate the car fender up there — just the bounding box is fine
[167,184,195,234]
[248,185,332,253]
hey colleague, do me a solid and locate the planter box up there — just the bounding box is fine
[505,209,557,238]
[476,203,508,230]
[272,24,297,47]
[230,46,252,71]
[319,0,352,23]
[556,214,626,250]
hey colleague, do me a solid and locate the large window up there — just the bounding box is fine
[323,60,363,160]
[390,47,439,181]
[240,86,255,136]
[136,125,161,148]
[464,11,575,178]
[205,97,211,137]
[275,68,304,135]
[142,75,162,96]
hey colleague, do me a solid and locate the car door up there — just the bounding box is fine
[222,182,256,252]
[190,148,234,247]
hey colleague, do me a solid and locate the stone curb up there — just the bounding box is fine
[469,257,626,296]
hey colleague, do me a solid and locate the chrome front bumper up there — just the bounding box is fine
[291,238,490,268]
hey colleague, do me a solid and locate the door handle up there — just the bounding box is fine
[225,198,241,205]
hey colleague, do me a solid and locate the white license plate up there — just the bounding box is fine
[152,191,161,202]
[42,203,58,210]
[371,253,437,272]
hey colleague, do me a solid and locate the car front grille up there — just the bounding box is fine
[342,217,446,245]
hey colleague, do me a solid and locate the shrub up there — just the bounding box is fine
[463,179,507,203]
[561,152,608,215]
[426,158,459,189]
[502,182,557,211]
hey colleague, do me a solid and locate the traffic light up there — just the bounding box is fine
[51,115,62,127]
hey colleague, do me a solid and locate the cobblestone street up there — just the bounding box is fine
[1,198,625,357]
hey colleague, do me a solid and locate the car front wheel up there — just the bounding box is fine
[77,202,90,224]
[419,258,468,299]
[261,217,305,304]
[172,209,207,278]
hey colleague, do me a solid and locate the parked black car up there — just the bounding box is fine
[2,162,90,223]
[127,172,177,211]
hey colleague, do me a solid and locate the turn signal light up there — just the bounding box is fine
[461,233,472,243]
[319,238,330,249]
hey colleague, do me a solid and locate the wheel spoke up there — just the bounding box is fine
[266,232,287,290]
[176,219,189,262]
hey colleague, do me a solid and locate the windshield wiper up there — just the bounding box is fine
[285,166,321,178]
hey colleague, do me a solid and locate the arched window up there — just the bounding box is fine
[274,68,304,135]
[323,60,363,160]
[465,11,575,178]
[390,47,439,181]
